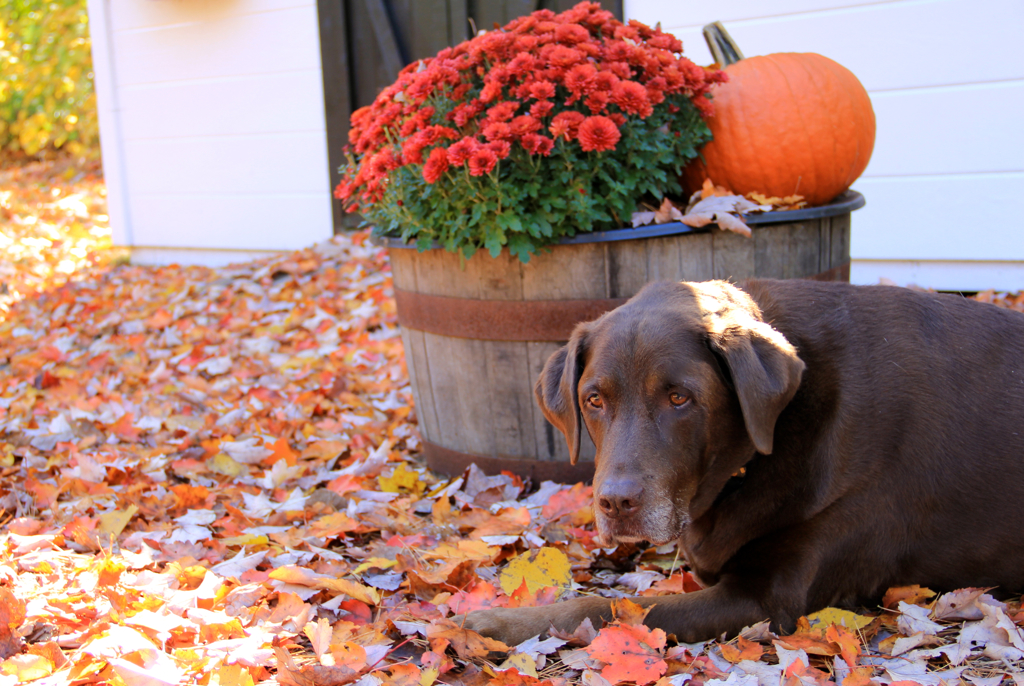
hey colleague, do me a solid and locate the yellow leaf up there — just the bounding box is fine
[806,607,874,632]
[501,653,538,677]
[219,534,269,547]
[499,547,572,596]
[352,557,398,575]
[209,663,254,686]
[315,578,381,605]
[207,452,246,478]
[378,462,424,495]
[269,565,326,587]
[420,666,439,686]
[97,505,138,538]
[0,653,53,680]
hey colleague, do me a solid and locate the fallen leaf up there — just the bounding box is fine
[426,620,509,660]
[720,636,764,664]
[586,623,667,686]
[499,547,572,596]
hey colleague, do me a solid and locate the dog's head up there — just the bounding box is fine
[535,280,805,545]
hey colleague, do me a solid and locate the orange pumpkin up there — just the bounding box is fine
[684,28,876,206]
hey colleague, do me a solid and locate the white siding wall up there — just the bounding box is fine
[625,0,1024,291]
[87,0,334,265]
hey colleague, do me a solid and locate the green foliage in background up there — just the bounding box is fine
[0,0,98,156]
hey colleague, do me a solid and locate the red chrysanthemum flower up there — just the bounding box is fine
[530,100,555,118]
[368,148,401,178]
[482,121,513,142]
[468,147,498,176]
[611,80,653,118]
[584,91,610,114]
[486,140,512,160]
[648,33,682,52]
[422,147,449,183]
[479,81,504,103]
[521,133,554,156]
[450,101,484,127]
[645,76,668,106]
[509,115,542,137]
[402,137,426,164]
[555,23,590,45]
[545,44,583,68]
[577,115,620,152]
[508,52,538,76]
[564,63,597,97]
[603,40,633,62]
[447,137,480,165]
[487,102,520,123]
[549,111,585,140]
[333,181,353,200]
[513,34,540,52]
[593,70,620,92]
[529,81,556,100]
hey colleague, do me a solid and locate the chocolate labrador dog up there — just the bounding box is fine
[463,278,1024,644]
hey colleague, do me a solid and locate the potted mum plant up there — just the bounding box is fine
[337,3,723,262]
[335,3,857,481]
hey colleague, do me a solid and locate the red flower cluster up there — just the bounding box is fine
[335,2,726,209]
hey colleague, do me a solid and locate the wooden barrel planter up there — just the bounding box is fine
[384,190,864,483]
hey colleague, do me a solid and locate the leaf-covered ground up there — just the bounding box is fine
[2,159,1024,685]
[0,154,121,318]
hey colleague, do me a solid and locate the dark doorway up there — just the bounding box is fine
[317,0,623,232]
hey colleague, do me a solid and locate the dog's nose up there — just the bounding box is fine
[596,480,644,519]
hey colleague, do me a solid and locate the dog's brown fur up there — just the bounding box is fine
[463,278,1024,644]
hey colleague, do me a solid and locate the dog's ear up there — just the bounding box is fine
[534,326,589,464]
[698,283,805,455]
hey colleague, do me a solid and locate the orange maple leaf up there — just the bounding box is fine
[720,636,764,664]
[587,623,667,686]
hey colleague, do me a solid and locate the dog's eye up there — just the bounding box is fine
[586,393,604,409]
[669,392,689,407]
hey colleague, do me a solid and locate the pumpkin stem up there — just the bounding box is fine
[703,22,744,67]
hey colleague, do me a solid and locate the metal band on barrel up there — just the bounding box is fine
[394,262,850,342]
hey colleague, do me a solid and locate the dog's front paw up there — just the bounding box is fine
[456,606,559,647]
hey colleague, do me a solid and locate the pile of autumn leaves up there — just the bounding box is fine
[1,165,1024,684]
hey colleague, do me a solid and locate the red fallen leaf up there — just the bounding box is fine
[643,572,703,595]
[109,413,140,441]
[448,581,502,614]
[33,370,60,389]
[339,600,373,625]
[541,483,593,521]
[505,580,558,608]
[586,623,667,686]
[0,588,27,659]
[825,624,861,669]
